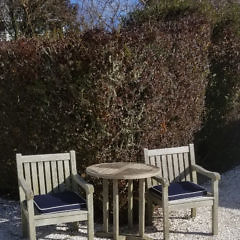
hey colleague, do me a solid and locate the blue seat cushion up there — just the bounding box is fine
[34,191,86,214]
[150,181,207,201]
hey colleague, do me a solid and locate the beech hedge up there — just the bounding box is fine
[0,5,210,201]
[196,3,240,171]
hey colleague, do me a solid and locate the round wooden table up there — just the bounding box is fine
[86,162,160,240]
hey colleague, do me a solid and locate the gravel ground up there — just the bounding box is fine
[0,165,240,240]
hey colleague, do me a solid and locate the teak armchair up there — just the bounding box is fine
[144,144,220,240]
[16,150,94,240]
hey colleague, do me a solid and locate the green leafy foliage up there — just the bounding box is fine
[196,3,240,172]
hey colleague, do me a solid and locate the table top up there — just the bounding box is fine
[86,162,160,180]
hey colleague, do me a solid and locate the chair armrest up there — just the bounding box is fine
[18,177,34,200]
[192,164,220,181]
[72,174,94,194]
[152,176,169,187]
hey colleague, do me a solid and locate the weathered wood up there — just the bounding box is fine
[64,160,71,188]
[128,179,133,229]
[161,155,168,181]
[183,152,191,181]
[192,164,220,180]
[144,148,152,189]
[31,162,39,195]
[172,154,179,181]
[57,160,65,191]
[150,157,157,186]
[20,153,70,163]
[38,161,46,195]
[162,185,169,240]
[147,146,189,156]
[87,192,94,240]
[27,199,36,240]
[86,162,159,180]
[189,144,197,218]
[212,180,219,235]
[70,150,77,174]
[139,179,145,237]
[87,162,159,240]
[156,155,162,177]
[24,162,32,191]
[167,155,174,182]
[189,144,197,183]
[178,153,185,181]
[51,161,58,192]
[144,144,220,240]
[16,151,94,240]
[113,179,119,240]
[44,161,52,193]
[103,179,109,233]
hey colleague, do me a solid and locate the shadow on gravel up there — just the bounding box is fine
[169,230,211,236]
[217,166,240,210]
[36,225,88,240]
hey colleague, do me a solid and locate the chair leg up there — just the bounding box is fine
[146,198,153,226]
[191,208,196,218]
[28,220,36,240]
[162,186,169,240]
[212,180,219,235]
[87,193,94,240]
[21,208,28,238]
[26,200,36,240]
[163,208,169,240]
[212,202,218,235]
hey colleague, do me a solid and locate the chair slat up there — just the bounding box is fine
[172,154,179,181]
[51,161,58,192]
[24,163,32,191]
[64,160,71,188]
[183,152,190,181]
[38,162,46,195]
[156,155,162,178]
[31,162,39,195]
[178,153,185,181]
[161,155,168,180]
[150,156,157,186]
[149,156,156,166]
[57,161,65,191]
[167,155,174,182]
[44,161,52,193]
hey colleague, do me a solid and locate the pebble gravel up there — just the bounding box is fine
[0,165,240,239]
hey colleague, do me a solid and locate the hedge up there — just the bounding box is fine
[0,4,210,217]
[196,3,240,171]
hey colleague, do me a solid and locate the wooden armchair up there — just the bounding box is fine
[16,150,94,240]
[144,144,220,240]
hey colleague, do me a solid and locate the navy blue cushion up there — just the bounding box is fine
[34,191,86,214]
[150,181,207,201]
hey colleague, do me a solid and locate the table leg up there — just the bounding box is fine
[126,179,151,240]
[128,180,133,229]
[103,179,109,233]
[139,179,145,237]
[113,179,119,240]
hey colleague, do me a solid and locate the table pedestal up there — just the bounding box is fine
[96,179,151,240]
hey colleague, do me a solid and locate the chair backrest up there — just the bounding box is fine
[144,144,197,188]
[16,150,77,196]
